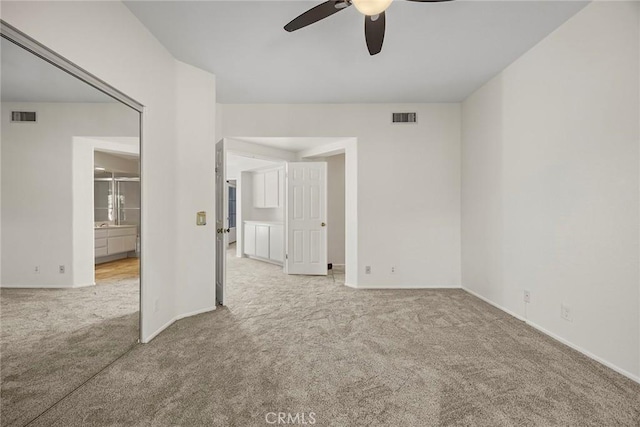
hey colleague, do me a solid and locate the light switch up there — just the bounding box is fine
[196,211,206,226]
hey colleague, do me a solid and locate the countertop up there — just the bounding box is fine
[244,220,283,226]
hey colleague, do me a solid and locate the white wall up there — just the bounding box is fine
[462,1,640,379]
[175,60,217,318]
[220,104,461,288]
[1,102,138,288]
[1,1,217,342]
[327,154,345,265]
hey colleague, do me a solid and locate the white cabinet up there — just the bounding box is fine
[244,223,256,256]
[95,229,108,257]
[107,236,125,255]
[123,235,137,252]
[243,221,284,265]
[95,226,137,259]
[256,225,270,258]
[269,225,284,263]
[252,167,283,208]
[252,173,265,208]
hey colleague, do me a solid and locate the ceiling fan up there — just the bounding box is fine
[284,0,453,56]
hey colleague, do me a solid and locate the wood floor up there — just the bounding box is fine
[95,258,139,283]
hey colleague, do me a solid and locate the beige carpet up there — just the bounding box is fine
[0,278,139,427]
[4,252,640,426]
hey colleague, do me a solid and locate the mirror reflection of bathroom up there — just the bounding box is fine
[0,35,141,426]
[94,147,140,284]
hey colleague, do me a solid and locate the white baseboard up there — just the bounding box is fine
[526,319,640,384]
[346,283,460,290]
[462,286,526,322]
[175,305,216,321]
[1,283,76,289]
[72,282,95,289]
[141,305,216,344]
[142,316,177,343]
[462,287,640,385]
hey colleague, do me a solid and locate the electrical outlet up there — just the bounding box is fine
[59,265,65,274]
[561,304,572,322]
[391,266,396,274]
[365,266,371,274]
[523,290,531,303]
[34,266,39,274]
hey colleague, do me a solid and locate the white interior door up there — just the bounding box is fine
[215,140,226,305]
[286,162,327,275]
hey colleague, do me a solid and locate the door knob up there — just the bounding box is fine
[225,228,230,233]
[321,222,326,227]
[217,228,222,234]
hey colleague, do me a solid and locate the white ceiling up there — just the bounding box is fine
[125,0,588,103]
[227,153,283,179]
[232,136,351,152]
[1,38,115,103]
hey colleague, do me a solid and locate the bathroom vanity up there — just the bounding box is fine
[95,225,137,262]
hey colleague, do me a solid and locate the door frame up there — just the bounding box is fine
[296,138,358,287]
[217,136,359,292]
[1,20,146,342]
[215,140,227,306]
[225,146,289,261]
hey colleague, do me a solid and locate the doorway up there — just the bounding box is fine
[223,151,287,304]
[215,137,357,308]
[93,154,141,285]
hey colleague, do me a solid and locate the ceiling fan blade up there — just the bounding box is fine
[284,1,351,32]
[364,12,385,56]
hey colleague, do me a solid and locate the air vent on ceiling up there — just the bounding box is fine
[392,112,417,124]
[11,111,37,123]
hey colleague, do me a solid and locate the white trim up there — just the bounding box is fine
[462,286,527,322]
[72,282,95,289]
[346,283,460,290]
[526,319,640,385]
[462,287,640,385]
[141,317,177,344]
[141,305,216,344]
[0,282,94,289]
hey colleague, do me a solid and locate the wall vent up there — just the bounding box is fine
[11,111,37,123]
[392,112,417,123]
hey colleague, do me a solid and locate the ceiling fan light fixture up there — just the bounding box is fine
[351,0,393,16]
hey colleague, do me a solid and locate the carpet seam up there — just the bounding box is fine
[23,342,139,426]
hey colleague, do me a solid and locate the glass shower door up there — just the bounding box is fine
[94,179,113,223]
[115,179,140,231]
